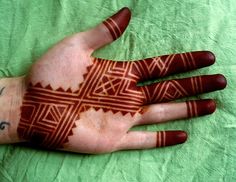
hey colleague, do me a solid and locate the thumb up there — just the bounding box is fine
[80,7,131,52]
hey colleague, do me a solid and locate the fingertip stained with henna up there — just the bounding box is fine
[103,7,131,40]
[156,131,187,147]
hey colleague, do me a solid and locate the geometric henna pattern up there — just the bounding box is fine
[141,75,203,104]
[17,8,215,148]
[18,55,207,148]
[133,52,198,81]
[18,59,143,148]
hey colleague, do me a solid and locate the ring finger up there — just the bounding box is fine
[135,99,216,126]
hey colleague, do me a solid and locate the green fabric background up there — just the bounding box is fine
[0,0,236,181]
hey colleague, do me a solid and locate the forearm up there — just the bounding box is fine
[0,76,26,144]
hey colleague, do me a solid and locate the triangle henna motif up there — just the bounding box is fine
[18,59,143,149]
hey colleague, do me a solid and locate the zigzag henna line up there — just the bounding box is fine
[181,52,196,71]
[188,52,197,68]
[134,51,214,81]
[141,74,221,104]
[143,78,216,115]
[18,54,218,148]
[133,53,187,81]
[159,54,175,77]
[18,59,144,148]
[142,79,190,104]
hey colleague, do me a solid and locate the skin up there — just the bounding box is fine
[0,7,227,154]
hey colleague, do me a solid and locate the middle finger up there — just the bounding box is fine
[141,74,226,104]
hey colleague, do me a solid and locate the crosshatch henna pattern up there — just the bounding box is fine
[18,55,218,148]
[16,7,226,150]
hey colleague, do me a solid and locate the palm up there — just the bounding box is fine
[18,8,226,154]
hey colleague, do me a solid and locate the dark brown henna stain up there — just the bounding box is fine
[18,59,143,148]
[141,74,227,104]
[18,58,225,149]
[17,8,224,150]
[134,51,215,81]
[156,131,187,147]
[103,7,131,40]
[186,99,216,118]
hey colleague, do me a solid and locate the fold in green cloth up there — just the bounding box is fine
[0,0,235,181]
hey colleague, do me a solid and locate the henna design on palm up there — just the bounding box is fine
[17,8,226,153]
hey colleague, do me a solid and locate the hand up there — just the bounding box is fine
[17,7,227,154]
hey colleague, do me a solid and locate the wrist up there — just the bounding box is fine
[0,76,26,144]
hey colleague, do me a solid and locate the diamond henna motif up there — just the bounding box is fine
[18,54,197,149]
[18,58,143,148]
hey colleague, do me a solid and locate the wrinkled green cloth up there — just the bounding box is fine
[0,0,236,181]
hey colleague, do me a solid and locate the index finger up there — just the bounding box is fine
[133,51,215,81]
